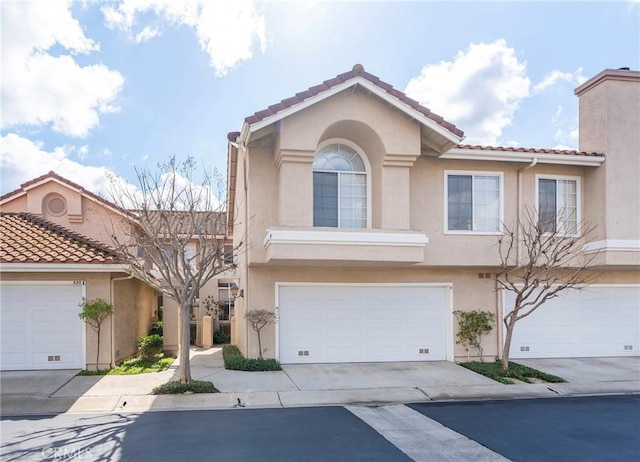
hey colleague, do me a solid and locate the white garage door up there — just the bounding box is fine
[1,281,85,370]
[504,286,640,359]
[277,284,451,364]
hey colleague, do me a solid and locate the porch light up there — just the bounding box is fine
[230,282,244,298]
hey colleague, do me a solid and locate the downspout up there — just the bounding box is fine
[242,141,251,358]
[110,273,134,367]
[516,157,538,265]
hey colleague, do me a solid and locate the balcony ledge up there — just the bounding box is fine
[263,228,428,264]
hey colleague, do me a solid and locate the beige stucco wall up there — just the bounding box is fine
[578,71,640,246]
[113,277,156,363]
[244,94,598,269]
[238,266,639,361]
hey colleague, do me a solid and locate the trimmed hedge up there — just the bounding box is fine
[152,379,218,394]
[222,344,282,371]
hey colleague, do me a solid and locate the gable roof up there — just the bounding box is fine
[0,171,136,221]
[0,212,122,264]
[237,64,464,148]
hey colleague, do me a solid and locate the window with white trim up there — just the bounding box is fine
[446,173,501,232]
[537,176,579,235]
[313,144,367,228]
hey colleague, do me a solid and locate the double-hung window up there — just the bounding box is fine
[446,172,502,232]
[537,176,579,235]
[313,143,367,228]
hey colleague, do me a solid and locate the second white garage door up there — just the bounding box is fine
[1,281,85,370]
[505,285,640,359]
[277,284,451,364]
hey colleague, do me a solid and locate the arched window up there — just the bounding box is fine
[313,143,367,228]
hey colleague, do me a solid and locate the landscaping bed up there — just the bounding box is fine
[222,344,281,371]
[77,355,174,376]
[460,360,567,385]
[152,380,218,394]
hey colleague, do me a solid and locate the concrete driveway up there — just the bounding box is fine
[0,369,78,399]
[517,357,640,382]
[281,361,496,390]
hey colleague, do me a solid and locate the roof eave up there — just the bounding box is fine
[0,263,131,273]
[440,148,605,166]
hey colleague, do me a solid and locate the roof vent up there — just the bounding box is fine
[45,195,67,216]
[352,63,364,74]
[618,67,630,71]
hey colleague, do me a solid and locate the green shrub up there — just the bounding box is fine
[460,360,566,384]
[149,321,163,336]
[152,380,218,394]
[214,330,230,344]
[138,334,164,361]
[222,344,281,371]
[454,310,495,362]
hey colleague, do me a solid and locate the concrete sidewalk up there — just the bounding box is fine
[1,348,638,416]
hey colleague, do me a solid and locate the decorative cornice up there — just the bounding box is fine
[275,149,314,171]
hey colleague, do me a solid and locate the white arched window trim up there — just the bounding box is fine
[313,138,372,229]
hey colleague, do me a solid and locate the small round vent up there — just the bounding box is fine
[46,196,67,216]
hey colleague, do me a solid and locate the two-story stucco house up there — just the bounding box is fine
[227,65,640,364]
[0,173,236,370]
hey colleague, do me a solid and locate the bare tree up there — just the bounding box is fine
[496,206,598,370]
[245,310,277,360]
[108,157,239,383]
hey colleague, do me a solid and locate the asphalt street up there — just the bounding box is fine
[410,395,640,462]
[1,396,638,461]
[1,407,410,462]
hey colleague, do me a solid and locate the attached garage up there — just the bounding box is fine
[277,283,452,364]
[1,281,85,370]
[504,285,640,359]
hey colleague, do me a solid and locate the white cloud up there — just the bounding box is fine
[1,0,124,137]
[135,26,161,43]
[532,68,585,94]
[405,39,530,146]
[0,133,116,196]
[1,134,222,210]
[102,0,266,76]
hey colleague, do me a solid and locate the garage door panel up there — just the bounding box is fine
[1,282,85,370]
[279,284,449,364]
[506,286,640,359]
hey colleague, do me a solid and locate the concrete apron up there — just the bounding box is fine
[1,353,638,416]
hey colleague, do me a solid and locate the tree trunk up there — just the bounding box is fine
[178,302,192,383]
[502,321,515,370]
[256,329,263,360]
[96,328,101,371]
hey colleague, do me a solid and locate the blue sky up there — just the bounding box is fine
[1,0,639,199]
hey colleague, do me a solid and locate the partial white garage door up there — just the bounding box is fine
[277,284,451,364]
[1,281,85,370]
[504,286,640,359]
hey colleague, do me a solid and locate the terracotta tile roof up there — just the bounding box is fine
[0,171,137,220]
[141,210,228,237]
[0,212,122,264]
[456,144,604,157]
[243,64,464,138]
